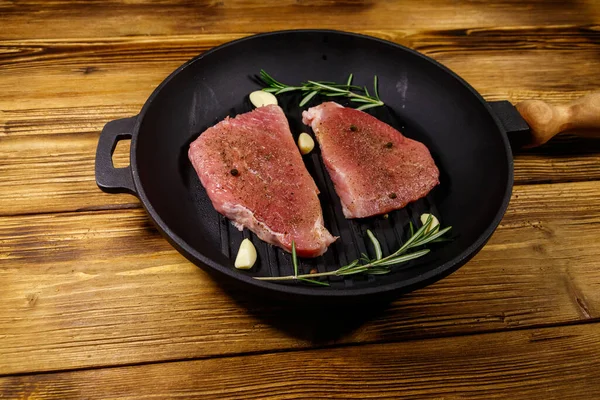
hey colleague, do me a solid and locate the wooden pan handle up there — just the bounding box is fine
[516,92,600,147]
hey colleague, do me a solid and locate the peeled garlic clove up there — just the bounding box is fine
[249,90,278,108]
[234,239,257,270]
[420,213,440,233]
[297,133,315,155]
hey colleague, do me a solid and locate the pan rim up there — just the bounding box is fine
[130,29,514,298]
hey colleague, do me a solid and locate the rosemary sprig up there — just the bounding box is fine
[255,215,451,286]
[289,240,329,286]
[259,70,384,111]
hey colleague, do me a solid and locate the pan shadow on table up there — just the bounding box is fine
[214,278,396,343]
[510,132,600,157]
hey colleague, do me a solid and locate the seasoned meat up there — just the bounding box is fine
[189,105,336,257]
[303,102,439,218]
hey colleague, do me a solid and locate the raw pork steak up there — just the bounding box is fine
[303,102,439,218]
[188,105,336,258]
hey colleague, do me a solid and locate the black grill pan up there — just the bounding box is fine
[95,30,515,304]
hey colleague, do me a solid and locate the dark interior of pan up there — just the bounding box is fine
[130,30,513,303]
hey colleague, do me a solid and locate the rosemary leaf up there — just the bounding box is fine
[298,277,330,286]
[307,80,348,93]
[374,75,380,101]
[292,240,298,277]
[337,266,370,276]
[374,249,430,267]
[337,259,360,272]
[368,267,392,275]
[412,226,453,247]
[299,90,319,107]
[356,103,382,112]
[346,73,353,86]
[349,98,376,104]
[275,86,301,95]
[397,216,431,251]
[366,229,383,260]
[360,253,371,263]
[260,69,285,88]
[324,92,350,97]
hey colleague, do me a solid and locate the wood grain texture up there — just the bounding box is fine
[1,26,598,111]
[0,0,599,40]
[2,323,600,399]
[0,133,138,214]
[1,180,600,375]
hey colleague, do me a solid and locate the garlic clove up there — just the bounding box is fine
[249,90,278,108]
[234,239,257,270]
[297,132,315,155]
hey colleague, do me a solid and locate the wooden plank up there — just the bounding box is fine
[0,133,139,214]
[0,0,598,40]
[0,34,243,111]
[1,181,600,374]
[2,323,600,399]
[2,26,597,74]
[1,26,598,111]
[514,135,600,184]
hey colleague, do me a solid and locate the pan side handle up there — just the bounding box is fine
[516,92,600,147]
[95,116,138,196]
[490,92,600,148]
[488,100,531,149]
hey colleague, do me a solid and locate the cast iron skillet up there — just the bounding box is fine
[95,30,521,304]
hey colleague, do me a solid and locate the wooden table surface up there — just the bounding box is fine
[1,1,600,399]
